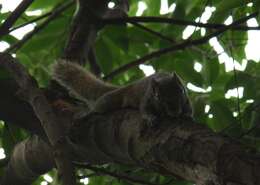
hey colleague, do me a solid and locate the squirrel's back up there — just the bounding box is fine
[52,60,117,103]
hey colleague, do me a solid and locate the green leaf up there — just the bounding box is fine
[225,72,256,99]
[95,36,116,74]
[2,124,27,156]
[203,57,220,86]
[210,0,248,23]
[143,0,161,16]
[101,25,129,52]
[209,99,237,131]
[192,94,208,123]
[28,0,68,11]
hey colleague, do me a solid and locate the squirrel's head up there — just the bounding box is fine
[151,73,189,118]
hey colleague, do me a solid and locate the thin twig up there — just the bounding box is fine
[131,22,210,57]
[9,1,74,33]
[76,164,161,185]
[186,0,209,39]
[104,12,258,80]
[228,42,242,128]
[88,47,102,76]
[77,173,100,178]
[6,0,74,53]
[131,22,175,43]
[0,0,35,38]
[9,12,52,33]
[102,16,260,31]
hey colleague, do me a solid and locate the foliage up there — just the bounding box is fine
[0,0,260,184]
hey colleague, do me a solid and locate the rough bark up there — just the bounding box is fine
[0,53,76,185]
[0,136,54,185]
[63,0,110,64]
[69,110,260,185]
[2,106,260,185]
[0,79,45,137]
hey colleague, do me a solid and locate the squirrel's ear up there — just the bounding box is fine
[171,72,183,86]
[171,72,177,81]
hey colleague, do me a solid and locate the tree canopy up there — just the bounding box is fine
[0,0,260,185]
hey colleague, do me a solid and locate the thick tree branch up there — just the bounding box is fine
[1,81,260,185]
[0,136,54,185]
[104,12,258,80]
[62,0,122,64]
[0,0,35,38]
[1,98,260,185]
[6,0,74,53]
[103,16,260,31]
[0,53,76,185]
[0,79,45,137]
[67,108,260,185]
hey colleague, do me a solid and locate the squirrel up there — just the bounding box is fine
[52,60,192,124]
[86,72,193,123]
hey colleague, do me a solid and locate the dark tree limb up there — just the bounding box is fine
[0,53,76,185]
[62,0,126,65]
[0,136,54,185]
[0,79,45,137]
[104,12,258,80]
[68,108,260,185]
[103,16,260,31]
[1,95,260,185]
[0,0,35,38]
[62,0,108,64]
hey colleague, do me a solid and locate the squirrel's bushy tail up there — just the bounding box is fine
[52,60,117,102]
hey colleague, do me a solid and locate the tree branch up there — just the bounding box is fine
[0,53,76,185]
[104,12,258,80]
[0,79,46,137]
[68,107,260,185]
[103,16,260,31]
[0,0,35,38]
[62,0,125,64]
[9,11,52,33]
[6,0,74,53]
[0,136,54,185]
[132,22,175,43]
[76,164,162,185]
[88,48,102,76]
[8,0,73,33]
